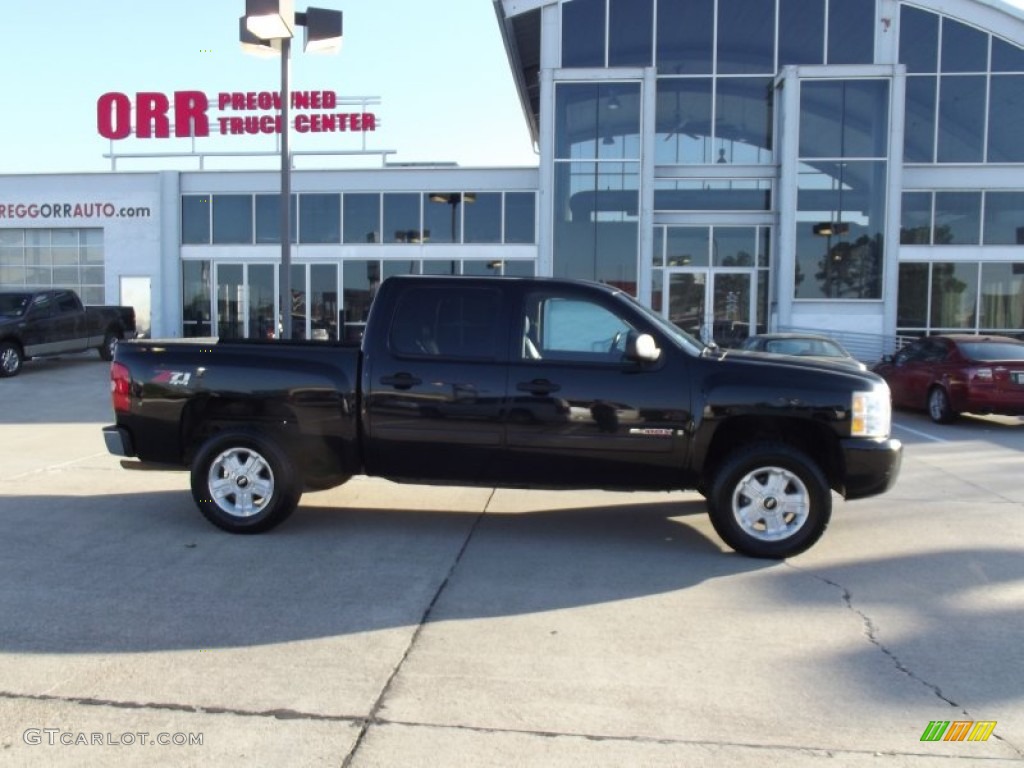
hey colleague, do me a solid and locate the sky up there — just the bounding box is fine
[5,0,1024,176]
[1,0,538,174]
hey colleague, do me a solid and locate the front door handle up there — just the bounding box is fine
[516,378,561,396]
[380,372,422,390]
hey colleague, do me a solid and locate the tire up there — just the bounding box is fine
[99,330,120,362]
[707,442,831,559]
[190,430,301,533]
[0,341,23,377]
[927,386,956,424]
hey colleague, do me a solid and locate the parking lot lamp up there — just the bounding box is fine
[240,2,343,339]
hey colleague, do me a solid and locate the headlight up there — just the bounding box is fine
[851,387,891,438]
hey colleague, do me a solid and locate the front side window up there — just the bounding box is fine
[522,292,635,363]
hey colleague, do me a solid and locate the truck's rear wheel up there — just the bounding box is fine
[190,430,300,533]
[707,442,831,559]
[0,341,22,377]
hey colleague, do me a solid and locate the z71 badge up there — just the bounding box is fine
[152,370,192,386]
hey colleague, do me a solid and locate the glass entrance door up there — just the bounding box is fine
[214,263,277,339]
[665,269,754,347]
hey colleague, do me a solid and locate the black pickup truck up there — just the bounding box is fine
[0,289,136,377]
[103,275,901,558]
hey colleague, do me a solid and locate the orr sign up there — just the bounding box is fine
[97,90,377,139]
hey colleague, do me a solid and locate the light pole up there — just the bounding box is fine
[429,192,475,274]
[240,1,343,339]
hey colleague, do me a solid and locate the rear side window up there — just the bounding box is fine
[958,341,1024,361]
[389,287,501,360]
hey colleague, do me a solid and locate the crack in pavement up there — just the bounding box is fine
[3,689,1018,762]
[340,488,496,768]
[787,564,1024,759]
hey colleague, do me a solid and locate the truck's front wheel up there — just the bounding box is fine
[707,442,831,559]
[190,430,301,533]
[0,341,23,377]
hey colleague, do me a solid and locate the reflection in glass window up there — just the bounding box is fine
[827,0,874,64]
[299,194,340,243]
[309,263,339,341]
[655,78,712,164]
[464,193,501,244]
[983,192,1024,245]
[255,194,297,244]
[992,38,1024,72]
[934,192,981,244]
[930,262,978,328]
[988,75,1024,162]
[387,198,426,243]
[980,262,1024,330]
[504,193,536,244]
[904,77,937,163]
[342,260,377,341]
[713,227,756,267]
[556,82,641,161]
[779,0,825,66]
[897,263,930,328]
[609,0,652,67]
[181,260,211,337]
[424,193,461,244]
[657,0,712,74]
[716,0,774,74]
[900,192,932,244]
[941,19,988,73]
[666,227,709,267]
[715,78,773,159]
[502,260,535,277]
[794,161,885,299]
[181,195,211,244]
[654,179,771,211]
[212,195,252,244]
[900,6,938,73]
[343,194,380,244]
[553,162,638,292]
[562,0,604,67]
[800,80,889,159]
[937,75,985,163]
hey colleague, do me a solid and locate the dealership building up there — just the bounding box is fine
[2,0,1024,358]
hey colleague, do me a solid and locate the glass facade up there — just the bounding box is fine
[162,1,1024,347]
[0,228,104,305]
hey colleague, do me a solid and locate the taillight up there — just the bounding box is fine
[111,362,132,413]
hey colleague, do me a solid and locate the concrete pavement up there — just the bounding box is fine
[0,353,1021,766]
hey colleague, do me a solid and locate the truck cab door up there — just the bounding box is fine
[363,284,509,483]
[22,292,57,357]
[500,286,692,489]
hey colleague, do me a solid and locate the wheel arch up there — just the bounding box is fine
[701,416,843,494]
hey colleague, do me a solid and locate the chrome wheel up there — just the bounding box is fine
[0,343,22,377]
[207,446,276,519]
[730,465,810,543]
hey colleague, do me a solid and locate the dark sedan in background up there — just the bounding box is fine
[872,334,1024,423]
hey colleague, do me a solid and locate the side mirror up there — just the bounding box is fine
[627,332,661,362]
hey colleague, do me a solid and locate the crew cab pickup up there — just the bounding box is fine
[103,276,901,558]
[0,289,136,377]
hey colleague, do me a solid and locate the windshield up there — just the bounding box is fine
[959,341,1024,362]
[0,293,31,318]
[611,290,707,355]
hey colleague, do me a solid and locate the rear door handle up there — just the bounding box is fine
[516,379,561,395]
[380,372,422,389]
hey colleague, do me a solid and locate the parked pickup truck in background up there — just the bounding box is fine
[103,276,901,558]
[0,289,136,377]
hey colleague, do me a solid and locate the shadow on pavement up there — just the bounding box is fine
[0,490,760,655]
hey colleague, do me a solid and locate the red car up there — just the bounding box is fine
[873,334,1024,423]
